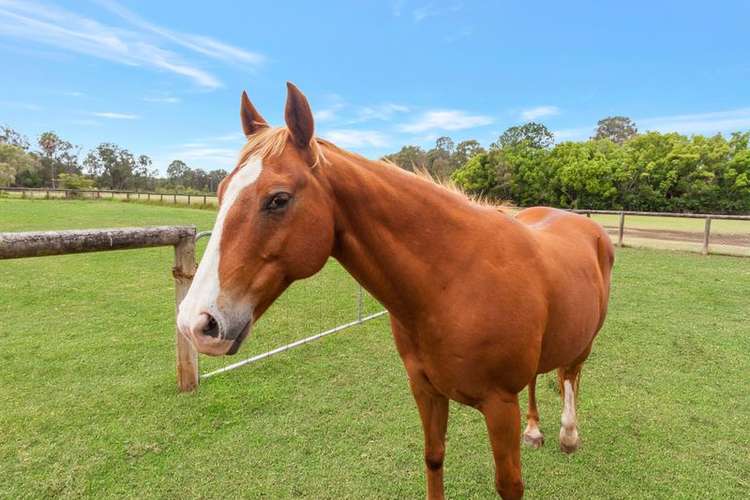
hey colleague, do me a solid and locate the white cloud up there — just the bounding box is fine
[399,110,493,133]
[313,100,409,125]
[0,100,42,111]
[314,108,340,123]
[353,103,410,123]
[70,119,100,126]
[90,111,139,120]
[413,3,463,22]
[553,107,750,143]
[520,105,560,121]
[153,145,238,174]
[0,0,262,89]
[143,95,181,104]
[96,0,264,66]
[322,129,391,148]
[444,27,472,43]
[639,108,750,135]
[552,126,591,142]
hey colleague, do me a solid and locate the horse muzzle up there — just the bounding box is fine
[177,307,252,356]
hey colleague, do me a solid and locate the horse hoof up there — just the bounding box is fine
[523,432,544,449]
[559,438,580,454]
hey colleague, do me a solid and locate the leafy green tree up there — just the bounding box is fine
[452,140,485,167]
[84,143,148,190]
[382,145,427,171]
[493,122,554,150]
[57,173,96,190]
[593,116,638,144]
[0,144,38,187]
[0,125,30,150]
[37,132,81,188]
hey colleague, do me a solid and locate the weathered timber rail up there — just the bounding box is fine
[0,186,217,206]
[0,225,200,392]
[570,209,750,255]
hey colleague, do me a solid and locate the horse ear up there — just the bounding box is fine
[284,82,314,148]
[241,90,268,137]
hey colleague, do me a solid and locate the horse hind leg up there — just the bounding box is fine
[557,363,584,454]
[522,375,544,448]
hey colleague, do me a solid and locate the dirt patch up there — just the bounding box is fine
[603,225,750,247]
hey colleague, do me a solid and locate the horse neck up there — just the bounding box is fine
[320,148,494,320]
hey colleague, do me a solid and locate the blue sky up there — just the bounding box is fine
[1,0,749,174]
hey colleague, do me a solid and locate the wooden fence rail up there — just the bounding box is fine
[0,225,199,392]
[0,186,218,205]
[570,209,750,255]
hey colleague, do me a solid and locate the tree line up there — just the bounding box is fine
[384,117,750,214]
[4,119,749,213]
[0,126,227,193]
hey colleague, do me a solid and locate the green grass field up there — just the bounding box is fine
[1,199,749,498]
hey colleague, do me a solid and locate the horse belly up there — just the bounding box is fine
[537,277,604,373]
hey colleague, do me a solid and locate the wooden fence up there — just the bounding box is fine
[0,225,200,392]
[570,209,750,255]
[0,186,218,206]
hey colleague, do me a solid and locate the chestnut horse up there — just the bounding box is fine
[177,83,614,499]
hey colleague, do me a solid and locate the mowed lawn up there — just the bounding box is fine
[1,198,749,499]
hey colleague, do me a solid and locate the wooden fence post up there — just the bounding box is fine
[702,217,712,255]
[173,194,177,204]
[617,212,625,247]
[188,195,191,206]
[173,236,199,392]
[203,195,207,205]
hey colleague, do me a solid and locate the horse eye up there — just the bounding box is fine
[265,192,291,211]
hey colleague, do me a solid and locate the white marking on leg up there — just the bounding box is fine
[559,379,579,450]
[524,421,543,440]
[177,157,262,334]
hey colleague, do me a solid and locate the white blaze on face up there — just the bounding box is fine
[178,157,263,333]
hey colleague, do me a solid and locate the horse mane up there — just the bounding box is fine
[238,127,329,168]
[237,127,509,213]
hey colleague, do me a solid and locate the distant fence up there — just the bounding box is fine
[570,209,750,256]
[0,186,218,206]
[0,225,200,392]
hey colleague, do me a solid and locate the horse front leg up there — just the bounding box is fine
[410,383,450,500]
[481,393,524,499]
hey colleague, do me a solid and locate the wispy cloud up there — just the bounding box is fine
[90,111,139,120]
[143,95,181,104]
[0,0,262,89]
[413,3,463,22]
[399,109,493,133]
[445,27,472,43]
[553,107,750,142]
[0,100,42,111]
[322,129,391,148]
[353,103,410,123]
[640,108,750,135]
[314,100,409,126]
[552,126,591,142]
[70,118,100,126]
[520,105,560,121]
[96,0,264,66]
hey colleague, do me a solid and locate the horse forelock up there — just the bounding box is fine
[237,127,328,172]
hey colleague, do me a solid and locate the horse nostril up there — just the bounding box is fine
[202,314,220,338]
